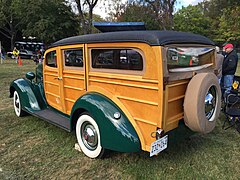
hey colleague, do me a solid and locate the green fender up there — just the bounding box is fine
[70,92,141,152]
[9,78,47,113]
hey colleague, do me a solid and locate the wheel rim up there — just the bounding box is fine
[81,122,98,151]
[14,92,20,116]
[205,86,217,121]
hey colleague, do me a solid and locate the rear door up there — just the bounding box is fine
[61,45,86,115]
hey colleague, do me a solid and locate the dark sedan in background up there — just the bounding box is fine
[7,49,35,59]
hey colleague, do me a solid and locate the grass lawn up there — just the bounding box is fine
[0,59,240,179]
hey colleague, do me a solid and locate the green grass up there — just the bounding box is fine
[0,59,240,179]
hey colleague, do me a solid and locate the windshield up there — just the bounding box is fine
[167,47,214,69]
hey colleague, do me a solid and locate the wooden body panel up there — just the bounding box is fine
[44,58,64,112]
[163,80,189,132]
[43,42,188,152]
[62,70,85,114]
[86,43,164,151]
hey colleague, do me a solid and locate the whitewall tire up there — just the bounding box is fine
[13,91,26,117]
[76,113,105,158]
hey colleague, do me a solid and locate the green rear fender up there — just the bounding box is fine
[9,78,47,112]
[71,93,141,153]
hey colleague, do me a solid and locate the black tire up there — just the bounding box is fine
[184,73,221,133]
[76,113,105,158]
[13,91,27,117]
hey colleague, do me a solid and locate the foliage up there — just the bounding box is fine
[218,6,240,44]
[173,0,240,46]
[116,2,159,30]
[143,0,176,30]
[22,0,78,45]
[0,0,25,50]
[113,0,176,30]
[173,5,212,37]
[200,0,240,44]
[71,0,99,34]
[0,0,79,46]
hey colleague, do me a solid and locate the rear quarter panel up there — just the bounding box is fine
[85,43,164,152]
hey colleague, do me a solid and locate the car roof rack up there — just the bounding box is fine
[93,22,146,33]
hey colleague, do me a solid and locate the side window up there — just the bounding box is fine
[91,49,143,70]
[64,49,83,67]
[46,50,57,68]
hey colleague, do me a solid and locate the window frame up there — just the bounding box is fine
[89,47,146,75]
[62,48,84,70]
[45,50,57,68]
[164,44,215,72]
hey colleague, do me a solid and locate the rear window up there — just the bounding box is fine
[167,47,214,69]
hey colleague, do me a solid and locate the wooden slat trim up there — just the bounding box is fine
[65,98,75,103]
[89,79,158,90]
[167,81,188,88]
[45,91,60,98]
[62,70,84,75]
[168,95,185,103]
[64,85,84,91]
[116,95,158,106]
[134,117,157,126]
[44,72,58,77]
[45,81,59,86]
[89,73,159,84]
[63,75,84,80]
[166,113,184,126]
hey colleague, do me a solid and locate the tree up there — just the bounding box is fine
[200,0,240,44]
[71,0,99,34]
[106,0,125,22]
[21,0,78,45]
[0,0,25,50]
[116,2,159,30]
[129,0,176,30]
[173,5,212,37]
[218,6,240,43]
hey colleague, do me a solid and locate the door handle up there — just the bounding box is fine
[54,77,62,80]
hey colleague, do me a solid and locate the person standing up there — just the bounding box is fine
[1,46,6,60]
[214,46,224,83]
[221,43,238,96]
[12,47,19,63]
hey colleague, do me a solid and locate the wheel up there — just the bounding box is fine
[13,91,26,117]
[184,73,221,133]
[76,113,105,158]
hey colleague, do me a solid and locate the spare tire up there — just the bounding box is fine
[184,73,221,133]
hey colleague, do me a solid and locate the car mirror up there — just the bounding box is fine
[26,72,36,81]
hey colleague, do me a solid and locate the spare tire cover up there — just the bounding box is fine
[184,73,221,133]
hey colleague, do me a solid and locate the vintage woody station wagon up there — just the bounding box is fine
[10,30,221,158]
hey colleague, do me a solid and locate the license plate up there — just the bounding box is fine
[150,135,168,157]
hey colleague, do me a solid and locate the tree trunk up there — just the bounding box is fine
[88,7,93,34]
[11,34,15,50]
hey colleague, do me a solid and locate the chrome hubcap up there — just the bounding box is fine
[81,122,98,150]
[205,86,217,121]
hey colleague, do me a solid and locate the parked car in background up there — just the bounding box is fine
[7,49,35,59]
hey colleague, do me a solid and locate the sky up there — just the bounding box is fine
[177,0,204,8]
[94,0,205,19]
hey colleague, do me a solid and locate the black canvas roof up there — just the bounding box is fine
[52,30,215,47]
